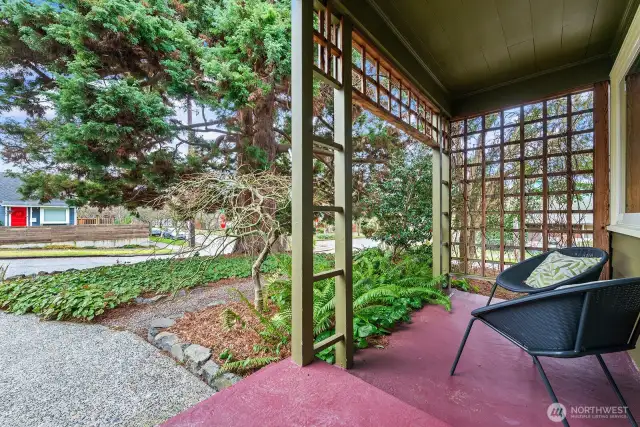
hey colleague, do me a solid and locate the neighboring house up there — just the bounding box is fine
[0,173,76,227]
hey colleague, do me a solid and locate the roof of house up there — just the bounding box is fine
[0,173,68,207]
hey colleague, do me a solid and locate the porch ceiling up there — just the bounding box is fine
[371,0,636,96]
[341,0,639,116]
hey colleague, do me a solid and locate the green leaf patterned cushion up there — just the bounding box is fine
[525,252,601,289]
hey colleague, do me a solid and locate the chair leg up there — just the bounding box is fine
[596,354,638,427]
[486,282,498,306]
[532,356,570,427]
[450,318,477,376]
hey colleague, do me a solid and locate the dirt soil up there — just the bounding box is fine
[97,278,254,336]
[167,302,389,368]
[465,278,519,300]
[168,302,290,366]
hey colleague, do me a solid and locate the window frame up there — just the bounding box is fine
[609,5,640,239]
[40,207,69,225]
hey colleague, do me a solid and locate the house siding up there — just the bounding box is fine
[611,232,640,367]
[31,207,40,226]
[0,206,75,227]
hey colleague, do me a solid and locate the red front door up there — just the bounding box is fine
[10,207,27,227]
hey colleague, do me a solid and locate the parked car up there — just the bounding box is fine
[161,228,187,240]
[150,228,163,237]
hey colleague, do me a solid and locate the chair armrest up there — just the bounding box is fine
[471,278,640,353]
[471,289,586,352]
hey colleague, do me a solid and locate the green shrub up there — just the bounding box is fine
[224,248,450,369]
[360,146,434,256]
[0,255,284,320]
[314,233,334,240]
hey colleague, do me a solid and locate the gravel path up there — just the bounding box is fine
[98,278,254,336]
[0,312,214,427]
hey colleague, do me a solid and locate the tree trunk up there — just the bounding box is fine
[187,220,196,248]
[233,90,285,254]
[251,230,279,309]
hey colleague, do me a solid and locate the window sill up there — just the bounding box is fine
[608,224,640,239]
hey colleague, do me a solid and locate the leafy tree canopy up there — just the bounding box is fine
[361,145,433,255]
[0,0,420,211]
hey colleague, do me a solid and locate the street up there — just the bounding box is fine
[1,238,379,278]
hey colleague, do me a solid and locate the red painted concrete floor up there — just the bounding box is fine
[163,357,451,427]
[164,291,640,427]
[350,291,640,427]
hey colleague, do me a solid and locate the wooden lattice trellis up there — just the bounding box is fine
[450,89,598,277]
[350,32,440,148]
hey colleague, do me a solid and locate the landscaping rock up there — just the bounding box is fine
[170,342,188,363]
[154,332,179,352]
[201,361,220,385]
[184,344,211,374]
[206,300,225,307]
[135,294,167,305]
[211,372,242,391]
[147,317,176,341]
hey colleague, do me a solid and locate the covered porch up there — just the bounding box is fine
[165,291,640,427]
[166,0,640,425]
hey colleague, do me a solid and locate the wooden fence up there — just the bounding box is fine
[0,224,149,245]
[77,217,116,225]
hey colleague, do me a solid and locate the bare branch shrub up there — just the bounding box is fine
[163,170,291,308]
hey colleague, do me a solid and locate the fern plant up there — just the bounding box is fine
[219,248,451,371]
[266,247,450,361]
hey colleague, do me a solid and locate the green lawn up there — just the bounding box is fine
[315,232,365,241]
[0,247,174,259]
[150,236,188,246]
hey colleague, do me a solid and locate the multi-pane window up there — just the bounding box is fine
[450,90,595,277]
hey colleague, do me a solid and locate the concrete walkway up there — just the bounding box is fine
[0,312,213,427]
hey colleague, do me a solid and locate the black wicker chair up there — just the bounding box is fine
[451,277,640,427]
[486,247,609,306]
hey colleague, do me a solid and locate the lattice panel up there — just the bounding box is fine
[351,32,440,146]
[313,4,343,87]
[450,90,596,277]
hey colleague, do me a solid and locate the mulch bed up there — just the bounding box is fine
[465,278,519,301]
[167,301,390,368]
[168,301,290,366]
[96,277,254,336]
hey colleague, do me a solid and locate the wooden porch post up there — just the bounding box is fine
[333,16,354,369]
[594,81,611,279]
[433,120,451,280]
[291,0,315,366]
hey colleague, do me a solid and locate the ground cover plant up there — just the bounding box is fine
[150,236,188,246]
[170,248,450,374]
[0,255,286,320]
[0,247,173,259]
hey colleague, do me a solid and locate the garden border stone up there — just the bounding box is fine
[147,316,242,391]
